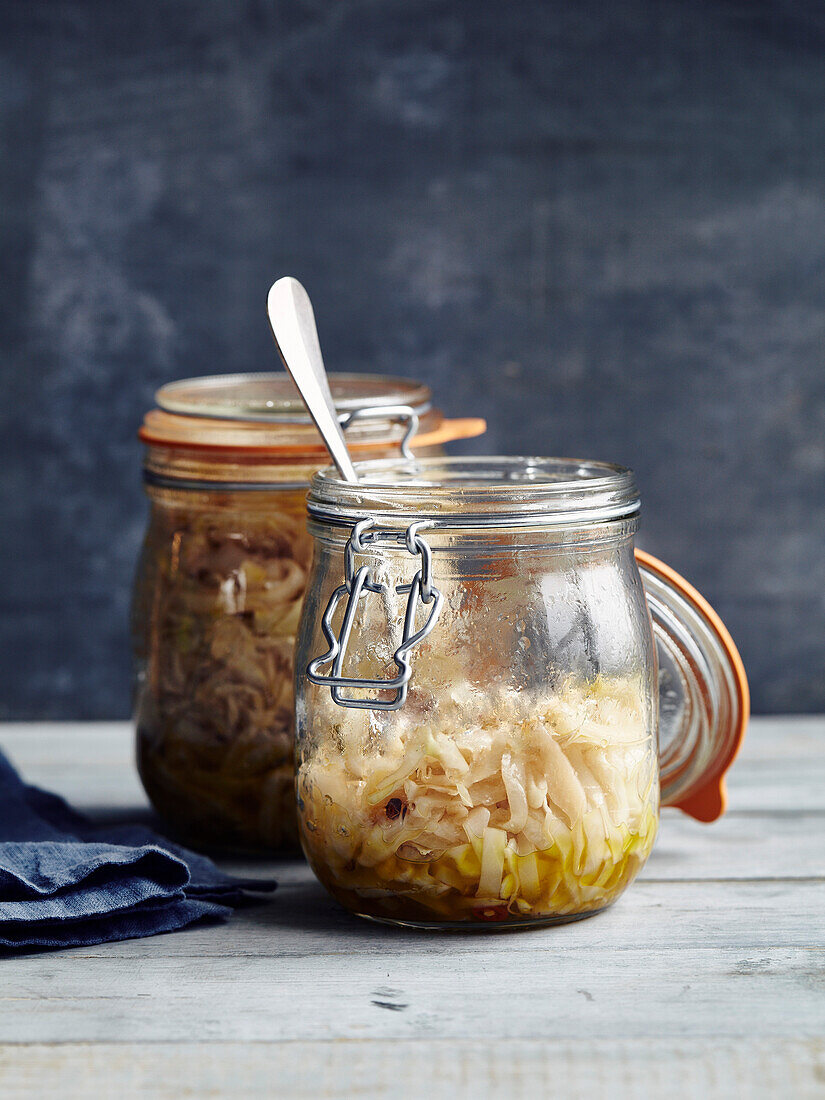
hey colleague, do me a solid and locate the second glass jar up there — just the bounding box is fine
[132,374,485,854]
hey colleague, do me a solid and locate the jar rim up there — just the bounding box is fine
[307,456,641,528]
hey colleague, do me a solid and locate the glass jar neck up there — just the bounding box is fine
[308,515,639,555]
[307,456,641,540]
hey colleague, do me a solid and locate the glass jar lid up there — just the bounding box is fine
[155,372,433,424]
[140,372,485,456]
[307,455,641,528]
[638,550,749,821]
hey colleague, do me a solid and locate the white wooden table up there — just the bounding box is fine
[0,718,823,1099]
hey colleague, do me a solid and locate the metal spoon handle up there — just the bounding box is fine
[266,277,358,483]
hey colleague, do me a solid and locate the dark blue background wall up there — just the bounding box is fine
[1,1,823,717]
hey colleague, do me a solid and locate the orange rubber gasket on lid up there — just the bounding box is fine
[139,416,487,454]
[410,417,488,448]
[635,549,750,822]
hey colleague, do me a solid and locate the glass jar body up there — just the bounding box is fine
[295,521,660,928]
[133,483,312,852]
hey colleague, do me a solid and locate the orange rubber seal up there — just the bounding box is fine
[411,417,488,449]
[139,414,487,454]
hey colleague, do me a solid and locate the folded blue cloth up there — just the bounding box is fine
[0,749,276,953]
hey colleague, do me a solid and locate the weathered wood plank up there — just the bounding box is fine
[6,878,818,961]
[643,808,825,881]
[1,1039,823,1100]
[0,722,147,810]
[0,936,822,1041]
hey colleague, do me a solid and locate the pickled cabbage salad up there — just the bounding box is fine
[298,677,658,923]
[134,499,311,851]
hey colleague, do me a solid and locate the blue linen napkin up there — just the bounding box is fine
[0,749,276,953]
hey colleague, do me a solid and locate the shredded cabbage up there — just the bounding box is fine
[298,677,658,923]
[133,494,312,851]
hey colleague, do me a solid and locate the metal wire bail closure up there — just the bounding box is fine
[306,519,443,710]
[339,404,420,461]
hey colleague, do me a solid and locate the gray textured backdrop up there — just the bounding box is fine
[1,0,823,717]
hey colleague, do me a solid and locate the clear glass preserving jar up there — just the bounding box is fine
[132,373,485,854]
[295,456,748,928]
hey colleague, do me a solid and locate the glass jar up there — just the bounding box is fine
[295,456,748,928]
[132,373,485,854]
